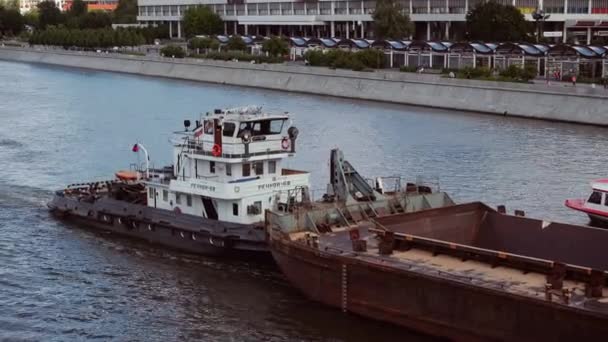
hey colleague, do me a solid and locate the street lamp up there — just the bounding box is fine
[532,9,550,43]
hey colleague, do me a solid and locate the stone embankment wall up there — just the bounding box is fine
[1,47,607,126]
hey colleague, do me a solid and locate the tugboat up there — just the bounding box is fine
[49,106,309,255]
[49,106,451,256]
[565,179,608,226]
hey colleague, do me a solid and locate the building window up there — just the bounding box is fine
[226,163,232,176]
[253,162,263,175]
[210,161,215,174]
[247,3,257,15]
[149,187,154,198]
[233,203,239,216]
[163,190,168,201]
[176,193,182,205]
[268,161,276,174]
[243,163,251,177]
[588,191,602,204]
[186,194,192,207]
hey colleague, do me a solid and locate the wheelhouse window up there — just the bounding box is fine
[223,122,236,137]
[238,119,286,136]
[163,190,168,201]
[204,120,214,134]
[242,163,251,177]
[268,161,276,174]
[588,191,602,204]
[210,161,215,174]
[253,162,263,175]
[233,203,238,216]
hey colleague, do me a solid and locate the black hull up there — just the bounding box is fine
[49,194,268,257]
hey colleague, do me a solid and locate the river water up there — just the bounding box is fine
[1,60,607,341]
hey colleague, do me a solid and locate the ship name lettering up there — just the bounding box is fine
[258,181,291,190]
[190,184,216,192]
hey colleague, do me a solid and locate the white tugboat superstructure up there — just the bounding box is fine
[145,106,310,225]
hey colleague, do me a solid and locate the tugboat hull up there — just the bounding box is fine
[49,193,267,256]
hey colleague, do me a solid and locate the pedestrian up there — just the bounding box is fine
[571,74,577,87]
[603,78,608,89]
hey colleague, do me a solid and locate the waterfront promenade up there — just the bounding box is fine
[1,45,607,126]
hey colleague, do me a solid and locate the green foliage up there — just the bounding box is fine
[68,0,87,17]
[399,65,418,72]
[372,0,413,40]
[113,0,137,24]
[499,64,537,81]
[28,27,146,48]
[304,49,385,70]
[183,6,222,38]
[193,51,283,64]
[226,35,247,51]
[261,36,288,57]
[0,6,24,36]
[23,9,39,29]
[466,1,532,42]
[459,66,492,79]
[37,0,64,29]
[79,11,112,29]
[160,44,185,58]
[188,36,219,52]
[138,24,169,44]
[0,0,19,10]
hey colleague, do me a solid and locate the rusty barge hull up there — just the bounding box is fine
[268,202,608,341]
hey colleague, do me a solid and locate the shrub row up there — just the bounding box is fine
[29,27,145,48]
[160,45,185,58]
[192,51,283,64]
[304,49,385,71]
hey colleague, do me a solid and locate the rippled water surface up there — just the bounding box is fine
[1,60,607,341]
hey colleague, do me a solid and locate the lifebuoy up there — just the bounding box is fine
[281,137,290,150]
[212,144,222,157]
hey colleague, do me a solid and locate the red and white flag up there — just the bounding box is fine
[194,126,204,138]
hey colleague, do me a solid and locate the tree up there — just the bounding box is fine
[0,7,24,35]
[262,36,288,57]
[372,0,413,40]
[23,9,39,29]
[68,0,87,18]
[188,36,219,53]
[79,11,112,29]
[226,35,246,51]
[182,6,222,38]
[37,0,64,29]
[113,0,137,24]
[0,0,19,10]
[466,1,532,42]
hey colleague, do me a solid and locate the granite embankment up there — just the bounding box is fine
[1,46,607,126]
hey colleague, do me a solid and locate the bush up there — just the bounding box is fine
[188,37,219,52]
[262,36,288,57]
[160,45,185,58]
[459,66,492,79]
[304,48,385,71]
[193,51,283,64]
[499,64,537,81]
[226,35,247,51]
[400,65,417,72]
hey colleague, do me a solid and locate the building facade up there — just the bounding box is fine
[136,0,608,43]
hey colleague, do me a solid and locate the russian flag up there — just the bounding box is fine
[194,126,204,138]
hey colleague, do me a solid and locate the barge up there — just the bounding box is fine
[266,202,608,341]
[49,106,453,255]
